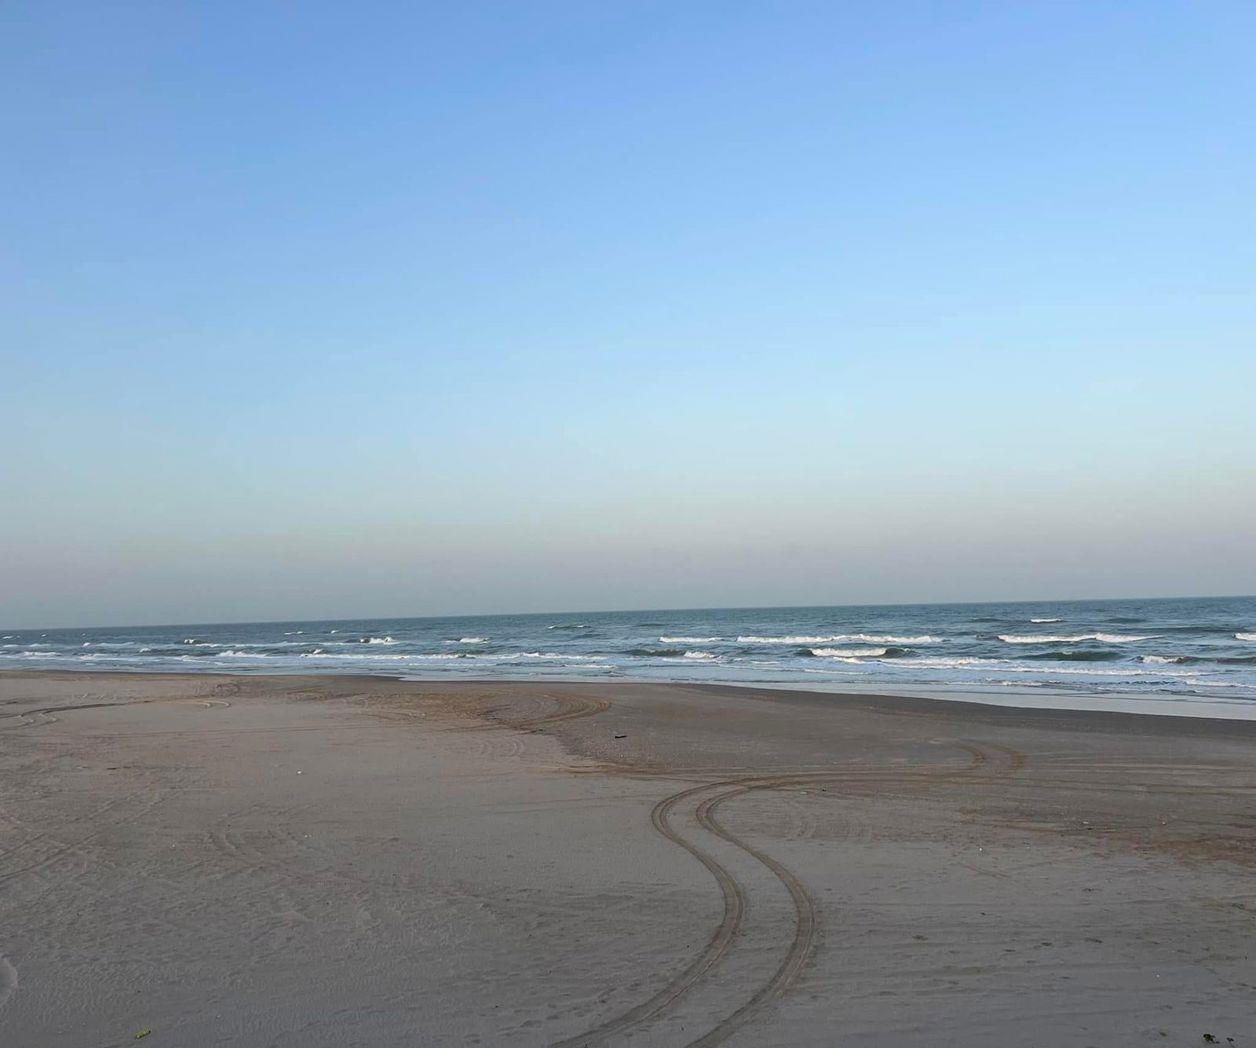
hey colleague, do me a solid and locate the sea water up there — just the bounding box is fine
[5,596,1256,714]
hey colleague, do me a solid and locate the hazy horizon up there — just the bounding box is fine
[7,590,1256,634]
[4,3,1254,630]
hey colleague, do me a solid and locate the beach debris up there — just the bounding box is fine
[135,1030,151,1040]
[613,734,627,739]
[1202,1035,1217,1044]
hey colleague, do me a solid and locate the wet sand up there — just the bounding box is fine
[1,672,1254,1046]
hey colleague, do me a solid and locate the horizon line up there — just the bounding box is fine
[6,590,1254,634]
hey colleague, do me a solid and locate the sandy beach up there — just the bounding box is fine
[1,672,1253,1046]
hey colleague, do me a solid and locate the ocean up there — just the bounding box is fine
[5,596,1256,715]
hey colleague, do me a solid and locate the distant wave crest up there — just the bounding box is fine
[811,646,889,658]
[738,634,937,645]
[897,656,1198,677]
[998,632,1152,644]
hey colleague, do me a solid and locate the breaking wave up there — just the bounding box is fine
[1021,650,1123,662]
[895,656,1198,677]
[810,646,890,658]
[997,633,1152,644]
[738,634,938,645]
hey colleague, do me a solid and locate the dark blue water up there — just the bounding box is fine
[5,596,1256,713]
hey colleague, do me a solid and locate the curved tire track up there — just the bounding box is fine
[555,741,1019,1047]
[514,695,611,730]
[685,778,819,1047]
[551,780,747,1048]
[449,693,611,735]
[0,695,232,731]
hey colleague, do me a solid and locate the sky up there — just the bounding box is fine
[2,2,1255,628]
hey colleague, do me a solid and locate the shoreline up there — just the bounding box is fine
[6,666,1256,723]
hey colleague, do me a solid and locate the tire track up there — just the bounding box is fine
[554,741,1019,1047]
[0,695,232,731]
[448,693,611,735]
[687,777,818,1047]
[551,780,747,1048]
[514,695,611,730]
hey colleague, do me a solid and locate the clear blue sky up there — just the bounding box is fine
[3,2,1254,627]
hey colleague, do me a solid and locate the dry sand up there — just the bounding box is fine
[1,672,1253,1046]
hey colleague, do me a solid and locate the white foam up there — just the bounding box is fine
[683,651,718,660]
[297,651,449,661]
[298,648,427,658]
[484,648,602,658]
[1030,617,1062,623]
[363,636,396,645]
[811,647,889,658]
[997,633,1152,644]
[508,652,602,660]
[1237,632,1256,642]
[292,649,602,663]
[453,637,487,643]
[738,634,937,645]
[660,636,721,643]
[895,656,1197,677]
